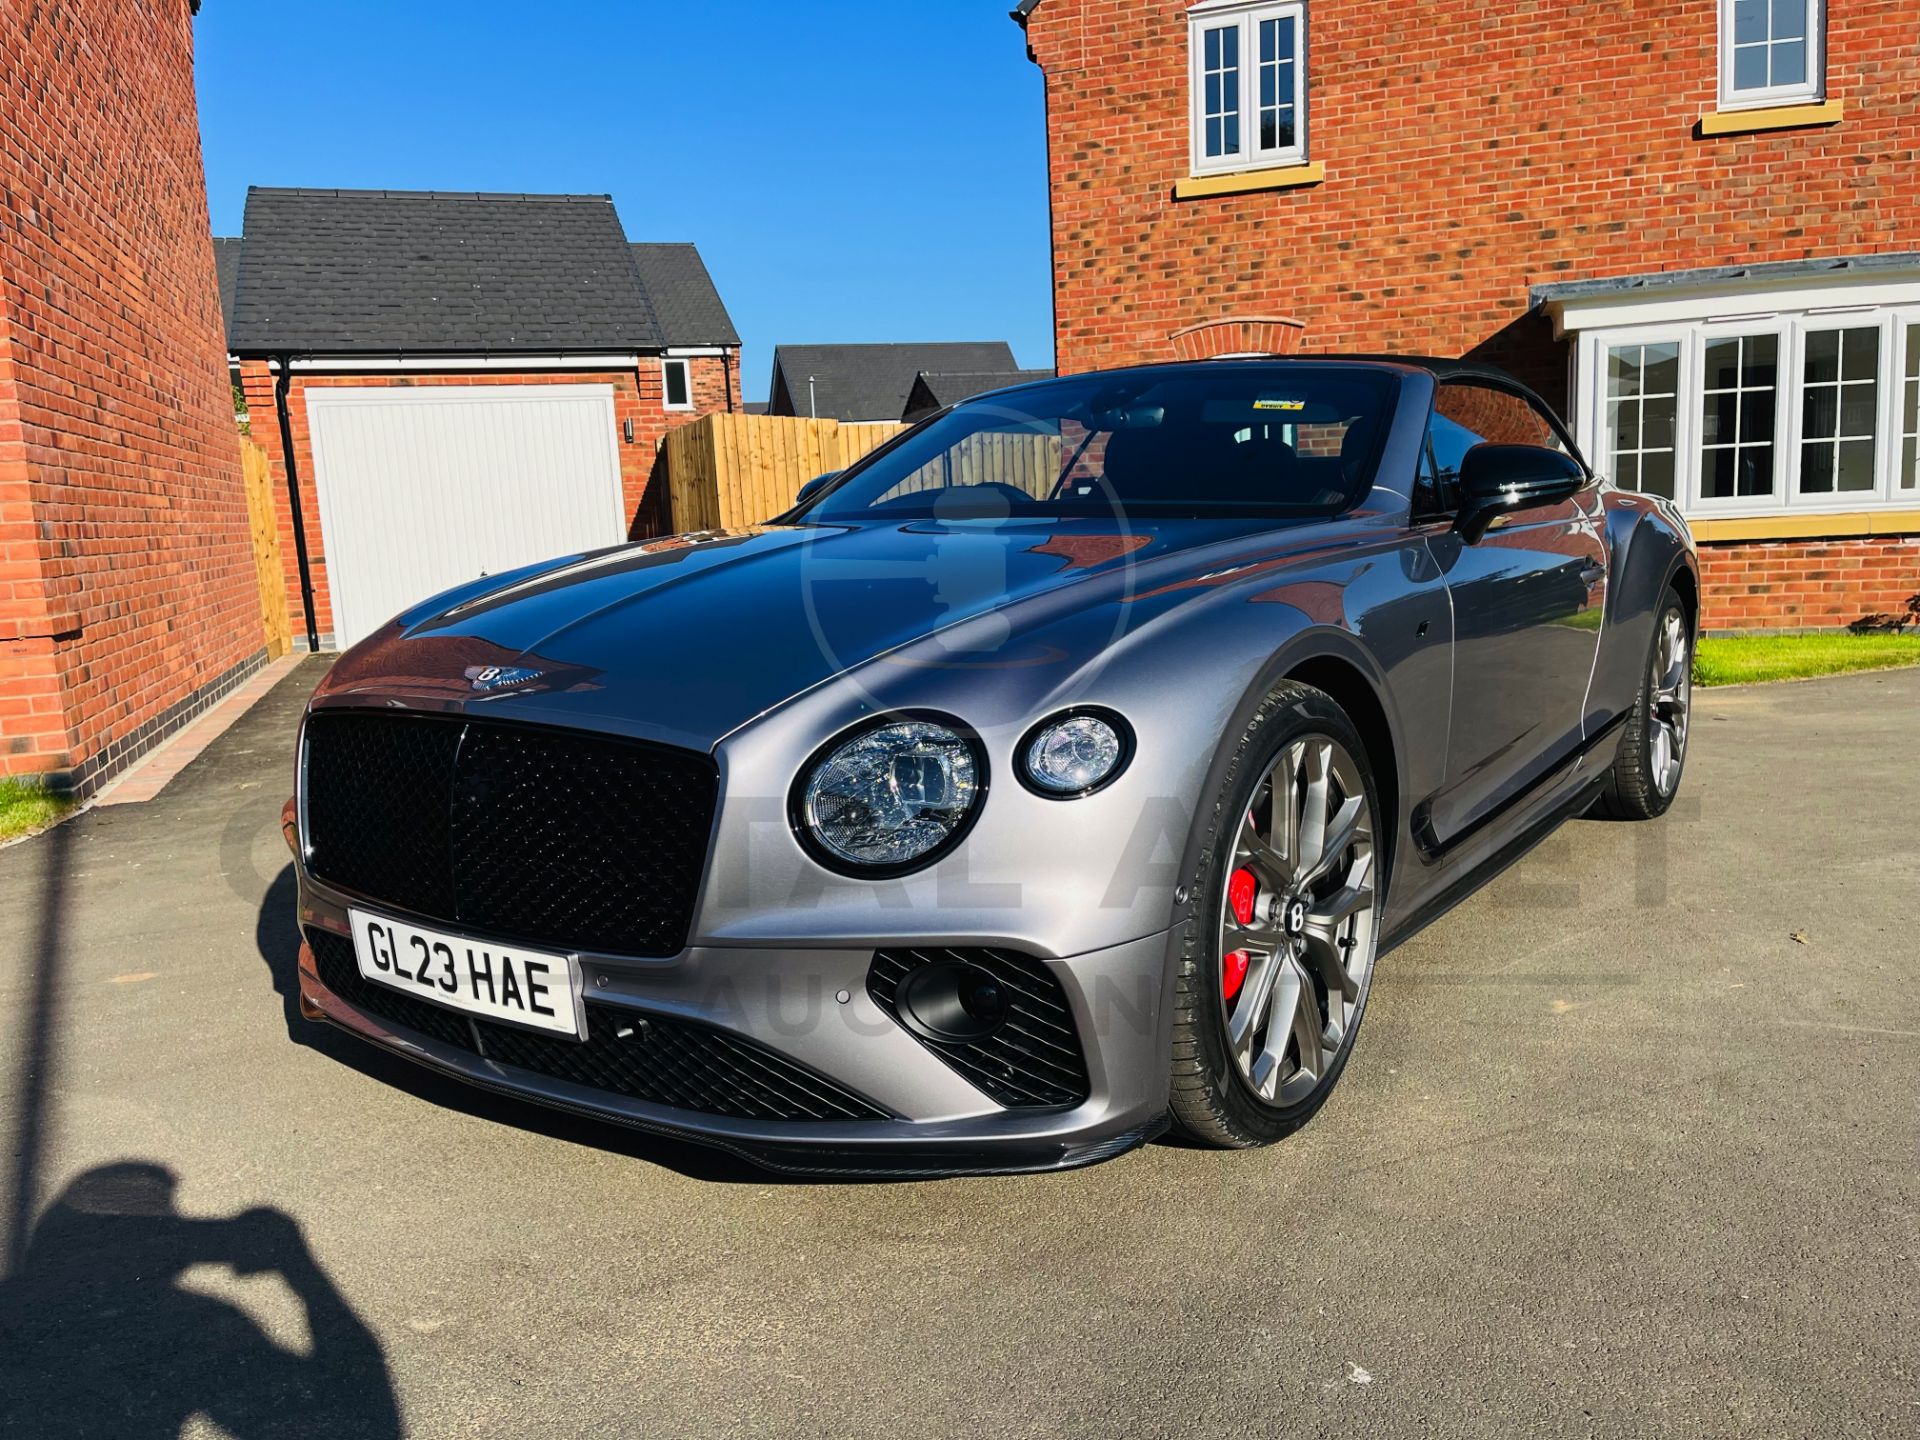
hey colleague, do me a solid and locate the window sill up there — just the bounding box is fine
[1173,162,1325,200]
[1696,100,1844,137]
[1687,507,1920,542]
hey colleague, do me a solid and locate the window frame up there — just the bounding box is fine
[1599,331,1690,506]
[1785,313,1896,507]
[1188,0,1308,177]
[1899,314,1920,496]
[1690,317,1790,510]
[660,357,694,412]
[1577,307,1920,518]
[1417,377,1590,522]
[1718,0,1824,111]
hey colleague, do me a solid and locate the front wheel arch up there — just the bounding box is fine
[1283,654,1399,893]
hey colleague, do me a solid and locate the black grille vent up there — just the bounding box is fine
[868,947,1091,1109]
[303,709,718,957]
[307,930,888,1123]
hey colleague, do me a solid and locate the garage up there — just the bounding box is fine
[222,188,744,650]
[305,384,628,648]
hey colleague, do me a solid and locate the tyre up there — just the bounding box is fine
[1591,588,1692,821]
[1168,681,1385,1148]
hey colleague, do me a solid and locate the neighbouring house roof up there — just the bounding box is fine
[902,367,1056,420]
[225,187,668,356]
[212,236,242,350]
[1530,252,1920,308]
[627,243,740,348]
[768,342,1021,422]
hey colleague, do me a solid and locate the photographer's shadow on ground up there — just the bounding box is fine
[0,1161,401,1439]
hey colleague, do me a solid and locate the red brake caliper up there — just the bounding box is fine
[1224,867,1257,1002]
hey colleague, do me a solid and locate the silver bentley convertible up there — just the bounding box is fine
[285,358,1697,1175]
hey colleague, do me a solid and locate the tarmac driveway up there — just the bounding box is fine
[0,659,1914,1438]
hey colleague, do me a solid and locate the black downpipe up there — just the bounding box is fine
[723,350,735,412]
[273,356,320,652]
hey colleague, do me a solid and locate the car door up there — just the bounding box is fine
[1419,378,1609,851]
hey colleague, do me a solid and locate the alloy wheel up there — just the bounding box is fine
[1650,607,1691,796]
[1217,735,1378,1107]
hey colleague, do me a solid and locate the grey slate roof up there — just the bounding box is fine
[903,368,1056,420]
[212,237,242,349]
[628,244,740,347]
[226,187,665,355]
[768,342,1021,422]
[1531,252,1920,309]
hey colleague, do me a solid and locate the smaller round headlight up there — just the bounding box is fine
[1021,711,1128,797]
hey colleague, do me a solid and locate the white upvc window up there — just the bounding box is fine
[1188,0,1306,176]
[661,357,693,411]
[1578,302,1920,519]
[1901,325,1920,494]
[1719,0,1824,109]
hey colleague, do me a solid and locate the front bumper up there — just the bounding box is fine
[294,880,1173,1177]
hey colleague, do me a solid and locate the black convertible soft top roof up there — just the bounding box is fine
[955,354,1536,402]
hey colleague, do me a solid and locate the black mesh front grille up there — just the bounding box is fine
[303,708,461,921]
[868,947,1091,1109]
[307,930,888,1123]
[303,709,717,957]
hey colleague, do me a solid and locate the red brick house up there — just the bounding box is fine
[1014,0,1920,630]
[1,0,265,795]
[224,188,741,650]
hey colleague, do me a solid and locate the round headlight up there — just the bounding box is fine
[799,718,983,871]
[1020,711,1129,797]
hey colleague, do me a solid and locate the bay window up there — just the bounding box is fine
[1577,302,1920,519]
[1189,1,1307,175]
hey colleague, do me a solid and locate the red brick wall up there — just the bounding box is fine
[0,0,261,790]
[1023,0,1920,406]
[239,353,737,646]
[1699,535,1920,631]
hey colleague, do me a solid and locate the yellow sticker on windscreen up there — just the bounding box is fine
[1252,395,1307,412]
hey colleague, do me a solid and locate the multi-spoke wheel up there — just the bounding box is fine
[1169,682,1385,1147]
[1647,607,1691,797]
[1593,588,1692,821]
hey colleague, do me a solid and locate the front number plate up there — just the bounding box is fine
[349,908,584,1039]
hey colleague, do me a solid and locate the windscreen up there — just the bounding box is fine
[795,366,1400,522]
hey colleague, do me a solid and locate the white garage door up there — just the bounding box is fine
[307,384,627,648]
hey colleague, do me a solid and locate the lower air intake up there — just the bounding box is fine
[867,947,1091,1109]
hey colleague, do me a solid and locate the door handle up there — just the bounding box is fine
[1579,563,1607,587]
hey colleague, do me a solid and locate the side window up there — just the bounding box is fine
[1427,380,1580,510]
[1413,433,1444,516]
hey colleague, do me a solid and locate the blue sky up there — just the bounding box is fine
[195,1,1055,401]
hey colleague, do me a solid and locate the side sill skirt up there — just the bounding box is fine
[1382,771,1608,956]
[1408,709,1630,864]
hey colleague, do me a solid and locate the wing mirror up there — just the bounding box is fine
[1453,445,1585,543]
[793,471,840,507]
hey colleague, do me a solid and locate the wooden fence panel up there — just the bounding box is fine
[240,437,293,658]
[661,414,907,531]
